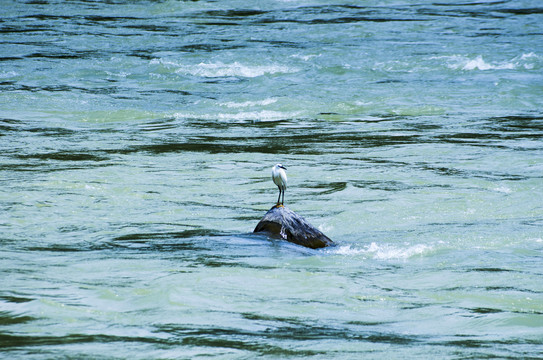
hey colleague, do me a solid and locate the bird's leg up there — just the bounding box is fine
[277,186,282,205]
[281,188,285,205]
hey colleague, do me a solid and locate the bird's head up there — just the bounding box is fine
[275,163,287,170]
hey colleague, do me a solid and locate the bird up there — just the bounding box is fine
[271,164,287,206]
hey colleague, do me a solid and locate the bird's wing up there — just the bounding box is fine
[280,170,287,189]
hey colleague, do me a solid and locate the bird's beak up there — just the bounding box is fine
[280,165,287,170]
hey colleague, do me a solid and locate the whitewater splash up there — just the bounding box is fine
[220,98,278,108]
[151,59,298,78]
[331,242,432,260]
[173,109,302,122]
[438,53,541,71]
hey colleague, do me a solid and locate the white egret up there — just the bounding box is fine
[271,164,287,205]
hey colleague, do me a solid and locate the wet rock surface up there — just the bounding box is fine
[254,205,334,249]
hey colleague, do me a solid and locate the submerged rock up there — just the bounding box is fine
[254,205,334,249]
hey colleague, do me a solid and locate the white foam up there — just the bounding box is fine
[105,71,130,78]
[290,53,321,61]
[465,56,515,70]
[372,243,430,259]
[493,185,512,194]
[334,245,366,256]
[332,242,431,260]
[318,223,333,234]
[0,70,18,79]
[220,98,278,108]
[173,110,301,122]
[519,52,539,60]
[152,59,297,78]
[438,53,541,71]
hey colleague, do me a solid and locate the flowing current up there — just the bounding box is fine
[1,0,542,358]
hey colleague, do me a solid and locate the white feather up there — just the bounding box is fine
[272,164,287,190]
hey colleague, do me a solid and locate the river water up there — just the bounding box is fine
[1,0,542,358]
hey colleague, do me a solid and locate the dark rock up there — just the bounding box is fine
[254,205,334,249]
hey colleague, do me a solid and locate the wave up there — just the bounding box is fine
[220,98,278,108]
[151,59,298,78]
[173,109,301,122]
[437,53,541,71]
[0,70,18,79]
[330,242,432,260]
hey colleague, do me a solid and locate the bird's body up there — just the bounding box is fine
[271,164,287,205]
